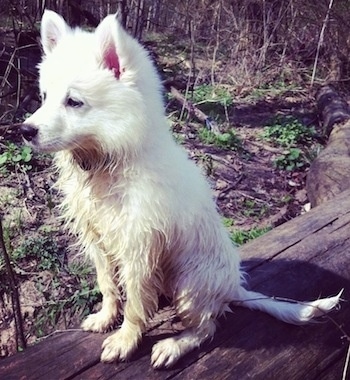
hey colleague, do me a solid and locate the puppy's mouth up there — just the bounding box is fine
[20,124,91,155]
[20,124,65,153]
[20,124,112,172]
[22,136,70,154]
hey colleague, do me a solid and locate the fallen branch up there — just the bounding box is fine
[170,86,221,134]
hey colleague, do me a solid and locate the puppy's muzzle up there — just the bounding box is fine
[20,124,38,142]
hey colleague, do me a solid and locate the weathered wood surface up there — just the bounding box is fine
[307,85,350,207]
[1,188,350,379]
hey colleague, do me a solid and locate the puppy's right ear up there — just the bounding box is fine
[41,10,69,54]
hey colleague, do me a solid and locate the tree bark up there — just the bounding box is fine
[306,85,350,207]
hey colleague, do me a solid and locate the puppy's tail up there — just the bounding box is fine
[233,286,342,324]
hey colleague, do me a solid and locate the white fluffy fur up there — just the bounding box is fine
[22,10,341,368]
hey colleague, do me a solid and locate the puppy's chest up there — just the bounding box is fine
[62,180,125,249]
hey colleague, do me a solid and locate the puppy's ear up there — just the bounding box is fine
[95,15,137,80]
[41,10,70,54]
[95,15,122,79]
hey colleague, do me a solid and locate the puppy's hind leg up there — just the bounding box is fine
[82,251,121,333]
[152,282,219,368]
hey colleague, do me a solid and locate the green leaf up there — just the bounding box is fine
[21,146,33,162]
[12,154,23,162]
[0,154,8,165]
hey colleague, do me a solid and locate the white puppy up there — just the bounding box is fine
[21,10,341,368]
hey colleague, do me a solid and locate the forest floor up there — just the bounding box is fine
[0,34,332,358]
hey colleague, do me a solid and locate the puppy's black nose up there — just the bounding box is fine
[20,124,38,141]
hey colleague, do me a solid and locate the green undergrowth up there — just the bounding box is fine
[223,218,271,245]
[261,116,319,171]
[0,229,100,339]
[198,128,241,150]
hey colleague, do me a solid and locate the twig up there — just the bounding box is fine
[342,344,350,380]
[35,328,84,342]
[15,54,21,114]
[211,1,222,86]
[0,216,26,350]
[0,122,22,130]
[180,19,196,122]
[311,0,334,87]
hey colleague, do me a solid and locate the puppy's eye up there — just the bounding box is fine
[66,98,84,108]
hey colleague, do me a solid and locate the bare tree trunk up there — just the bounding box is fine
[117,0,128,28]
[133,0,143,38]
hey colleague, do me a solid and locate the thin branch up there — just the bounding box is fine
[0,216,26,350]
[180,19,196,122]
[311,0,335,87]
[342,344,350,380]
[0,123,22,130]
[211,1,222,86]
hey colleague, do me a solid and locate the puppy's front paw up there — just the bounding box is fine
[151,338,181,368]
[81,311,115,333]
[100,329,139,363]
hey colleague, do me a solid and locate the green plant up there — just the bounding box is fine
[249,81,301,100]
[222,218,270,245]
[70,281,101,318]
[32,274,101,337]
[68,260,94,277]
[231,227,271,245]
[242,199,269,218]
[198,128,241,150]
[274,147,306,171]
[24,255,100,337]
[222,217,235,228]
[0,143,33,172]
[262,116,316,147]
[13,234,62,272]
[192,84,233,107]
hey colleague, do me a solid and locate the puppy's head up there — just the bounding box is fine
[21,10,162,170]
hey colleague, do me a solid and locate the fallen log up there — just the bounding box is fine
[170,86,221,134]
[306,85,350,207]
[316,84,350,136]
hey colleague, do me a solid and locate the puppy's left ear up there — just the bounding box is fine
[95,14,136,80]
[41,10,70,55]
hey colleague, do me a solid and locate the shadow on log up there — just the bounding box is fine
[306,85,350,207]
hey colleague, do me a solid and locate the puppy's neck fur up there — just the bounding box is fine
[69,136,124,176]
[71,147,113,172]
